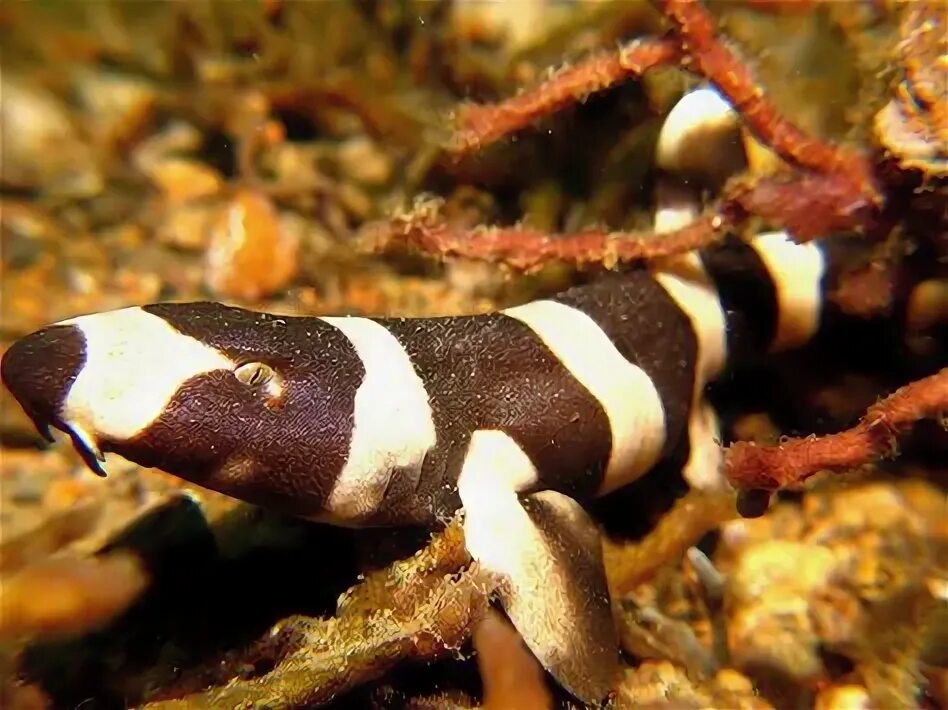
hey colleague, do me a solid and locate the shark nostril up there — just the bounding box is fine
[1,324,86,436]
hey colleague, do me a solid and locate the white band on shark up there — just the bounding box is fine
[60,307,234,441]
[457,429,539,578]
[504,300,666,493]
[750,231,826,351]
[656,86,739,176]
[653,253,728,386]
[321,316,437,520]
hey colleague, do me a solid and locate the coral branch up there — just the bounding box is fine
[725,173,878,239]
[604,488,737,594]
[659,0,880,204]
[726,368,948,490]
[379,168,883,272]
[449,38,681,155]
[375,199,733,272]
[431,0,889,273]
[448,0,880,212]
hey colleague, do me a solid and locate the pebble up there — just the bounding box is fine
[336,137,393,186]
[205,189,299,301]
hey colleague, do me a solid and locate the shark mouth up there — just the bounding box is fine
[66,424,108,477]
[27,411,109,478]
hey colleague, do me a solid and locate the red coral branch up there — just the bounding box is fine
[725,368,948,490]
[378,165,880,269]
[377,202,734,272]
[659,0,880,205]
[378,171,884,272]
[725,173,878,239]
[449,38,681,155]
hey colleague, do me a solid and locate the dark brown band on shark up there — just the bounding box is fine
[384,313,613,517]
[143,302,315,362]
[126,304,365,516]
[701,238,779,362]
[551,272,698,456]
[0,324,86,440]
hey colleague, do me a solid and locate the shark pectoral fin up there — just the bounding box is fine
[462,486,620,704]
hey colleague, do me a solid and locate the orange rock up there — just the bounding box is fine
[205,189,299,301]
[0,682,50,710]
[42,478,94,511]
[0,553,148,640]
[148,158,223,205]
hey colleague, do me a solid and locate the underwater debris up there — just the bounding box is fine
[717,478,946,707]
[614,660,771,709]
[140,517,489,708]
[0,79,104,198]
[0,497,101,575]
[617,598,719,681]
[147,159,226,207]
[605,476,945,709]
[874,0,948,177]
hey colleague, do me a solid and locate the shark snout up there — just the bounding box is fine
[1,324,86,441]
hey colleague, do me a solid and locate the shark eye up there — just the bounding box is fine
[234,362,274,387]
